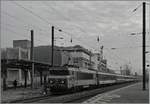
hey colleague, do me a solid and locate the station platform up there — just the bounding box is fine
[83,82,149,104]
[1,86,46,103]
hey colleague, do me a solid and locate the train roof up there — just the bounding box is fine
[49,66,136,78]
[98,72,136,78]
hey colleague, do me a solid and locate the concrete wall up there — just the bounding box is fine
[5,47,30,60]
[13,40,31,49]
[34,46,72,66]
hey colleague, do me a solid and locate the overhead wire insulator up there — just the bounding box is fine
[101,45,104,49]
[132,8,137,12]
[70,38,72,43]
[97,36,99,42]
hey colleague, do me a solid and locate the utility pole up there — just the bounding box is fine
[30,30,34,89]
[2,59,7,90]
[51,26,54,67]
[142,2,146,91]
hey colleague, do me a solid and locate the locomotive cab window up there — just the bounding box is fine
[50,70,70,75]
[77,72,94,80]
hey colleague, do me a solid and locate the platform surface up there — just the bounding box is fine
[83,82,149,104]
[1,87,44,103]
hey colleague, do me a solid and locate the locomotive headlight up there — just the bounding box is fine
[61,80,65,84]
[50,80,53,84]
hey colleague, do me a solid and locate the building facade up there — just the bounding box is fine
[61,45,94,69]
[1,40,31,87]
[33,45,73,66]
[100,59,107,72]
[1,39,112,88]
[91,53,101,70]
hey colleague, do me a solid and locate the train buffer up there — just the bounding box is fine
[83,82,149,104]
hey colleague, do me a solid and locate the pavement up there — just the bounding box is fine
[83,82,149,104]
[1,86,47,103]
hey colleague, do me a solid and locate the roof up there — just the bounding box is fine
[60,45,92,55]
[13,40,31,42]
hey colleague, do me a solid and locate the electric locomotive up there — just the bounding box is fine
[48,66,97,92]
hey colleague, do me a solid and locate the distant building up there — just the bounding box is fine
[108,69,115,74]
[120,69,131,75]
[61,45,93,69]
[91,53,101,70]
[120,64,131,75]
[33,45,73,66]
[100,59,107,72]
[134,72,138,76]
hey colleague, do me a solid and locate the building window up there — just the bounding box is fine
[74,58,78,63]
[97,56,100,61]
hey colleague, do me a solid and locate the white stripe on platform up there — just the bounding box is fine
[82,82,140,104]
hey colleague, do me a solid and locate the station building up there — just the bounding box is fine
[1,40,31,87]
[91,53,101,70]
[1,40,108,88]
[61,45,94,69]
[33,45,73,66]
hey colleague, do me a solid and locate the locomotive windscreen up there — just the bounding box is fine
[50,70,70,75]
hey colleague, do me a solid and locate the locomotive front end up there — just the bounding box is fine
[48,76,69,92]
[48,67,71,92]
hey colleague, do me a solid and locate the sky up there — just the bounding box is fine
[1,1,150,75]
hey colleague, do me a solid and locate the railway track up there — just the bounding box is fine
[12,82,137,103]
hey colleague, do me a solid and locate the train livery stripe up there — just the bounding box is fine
[75,80,96,86]
[99,80,116,84]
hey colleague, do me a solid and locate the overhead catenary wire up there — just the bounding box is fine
[3,2,92,50]
[104,50,124,64]
[3,1,149,55]
[1,21,29,31]
[42,1,71,22]
[104,50,128,70]
[2,26,29,39]
[11,1,90,47]
[12,1,67,33]
[1,15,50,44]
[105,48,129,64]
[2,26,49,45]
[1,1,146,73]
[11,1,136,47]
[1,11,50,35]
[42,1,91,38]
[103,50,125,71]
[132,3,142,12]
[102,46,129,64]
[54,28,97,51]
[12,1,51,26]
[108,45,150,49]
